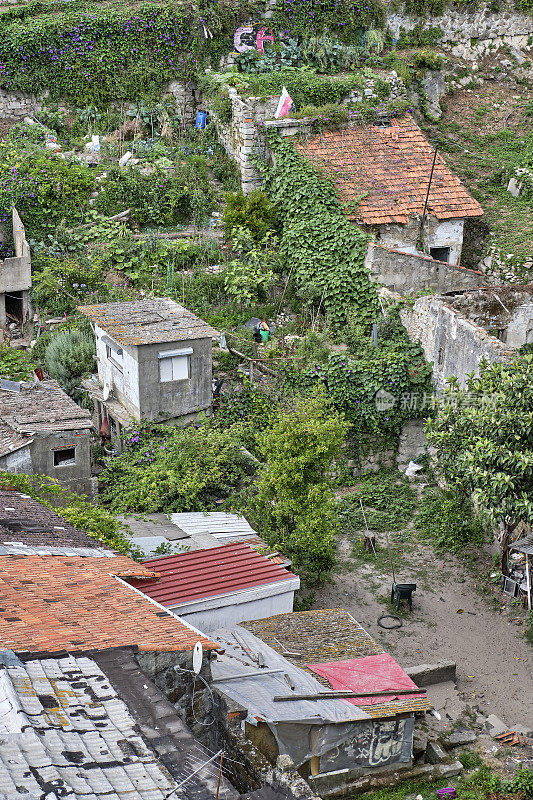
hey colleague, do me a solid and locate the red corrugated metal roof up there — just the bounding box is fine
[128,542,297,607]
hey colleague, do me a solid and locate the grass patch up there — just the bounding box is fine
[339,469,417,532]
[416,487,486,554]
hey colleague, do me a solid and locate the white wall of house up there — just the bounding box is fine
[375,216,465,265]
[95,325,141,419]
[166,579,300,633]
[0,445,32,473]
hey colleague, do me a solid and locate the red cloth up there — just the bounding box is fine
[307,654,426,706]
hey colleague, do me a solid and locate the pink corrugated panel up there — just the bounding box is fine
[307,653,426,705]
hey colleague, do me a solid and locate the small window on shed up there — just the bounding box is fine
[159,348,192,383]
[53,447,76,467]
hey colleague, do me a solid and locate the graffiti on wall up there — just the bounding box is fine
[320,717,414,771]
[234,24,274,53]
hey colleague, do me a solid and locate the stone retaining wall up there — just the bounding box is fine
[0,89,40,119]
[386,3,533,57]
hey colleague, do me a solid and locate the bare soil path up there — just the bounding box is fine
[313,532,533,730]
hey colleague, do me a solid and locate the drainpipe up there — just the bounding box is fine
[418,146,438,254]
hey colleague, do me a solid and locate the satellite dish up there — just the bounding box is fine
[103,381,111,401]
[192,641,203,675]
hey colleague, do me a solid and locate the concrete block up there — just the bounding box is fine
[405,661,456,687]
[412,730,428,756]
[425,741,448,764]
[445,730,476,748]
[437,761,463,778]
[486,714,508,737]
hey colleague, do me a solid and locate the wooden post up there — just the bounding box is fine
[215,753,224,800]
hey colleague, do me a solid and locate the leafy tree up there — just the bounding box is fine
[223,190,274,241]
[426,355,533,565]
[44,329,95,401]
[254,389,349,586]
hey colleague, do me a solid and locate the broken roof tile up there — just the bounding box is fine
[295,115,483,226]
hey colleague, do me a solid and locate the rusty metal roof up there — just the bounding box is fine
[78,298,219,346]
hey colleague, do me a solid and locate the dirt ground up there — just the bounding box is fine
[313,530,533,731]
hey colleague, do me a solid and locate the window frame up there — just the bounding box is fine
[158,347,193,384]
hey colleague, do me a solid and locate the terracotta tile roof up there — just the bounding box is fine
[295,115,483,225]
[0,554,216,653]
[78,298,219,346]
[129,542,299,608]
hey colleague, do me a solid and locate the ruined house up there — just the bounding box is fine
[0,208,31,328]
[0,379,94,496]
[296,115,485,293]
[401,284,533,389]
[210,610,447,797]
[79,298,219,446]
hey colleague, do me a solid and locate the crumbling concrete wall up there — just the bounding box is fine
[400,295,513,390]
[366,243,486,294]
[371,216,466,266]
[0,208,32,327]
[164,81,198,125]
[506,303,533,348]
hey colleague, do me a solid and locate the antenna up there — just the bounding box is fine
[192,641,203,675]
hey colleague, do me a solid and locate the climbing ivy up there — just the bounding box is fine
[268,0,385,41]
[259,133,379,327]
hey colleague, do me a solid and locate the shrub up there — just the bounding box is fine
[0,124,94,229]
[32,255,106,316]
[223,190,274,241]
[253,389,349,587]
[96,160,217,226]
[99,422,256,513]
[416,488,485,553]
[44,329,95,400]
[0,346,36,381]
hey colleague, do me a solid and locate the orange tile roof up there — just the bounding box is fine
[295,115,483,225]
[0,554,216,653]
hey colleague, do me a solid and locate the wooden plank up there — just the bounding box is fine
[273,688,427,702]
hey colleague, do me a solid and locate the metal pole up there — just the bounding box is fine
[386,531,396,585]
[418,146,438,254]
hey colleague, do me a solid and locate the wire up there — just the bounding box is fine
[173,664,217,727]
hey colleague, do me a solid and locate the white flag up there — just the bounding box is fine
[275,86,294,119]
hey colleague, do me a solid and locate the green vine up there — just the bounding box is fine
[259,133,378,327]
[0,1,255,104]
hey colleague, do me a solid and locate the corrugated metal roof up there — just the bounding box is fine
[78,298,219,346]
[129,542,298,607]
[510,535,533,555]
[170,511,258,539]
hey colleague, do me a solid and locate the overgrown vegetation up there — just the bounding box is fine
[0,472,137,557]
[416,488,486,553]
[253,389,348,586]
[0,346,36,381]
[340,470,417,532]
[99,421,256,514]
[260,133,378,328]
[0,0,255,104]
